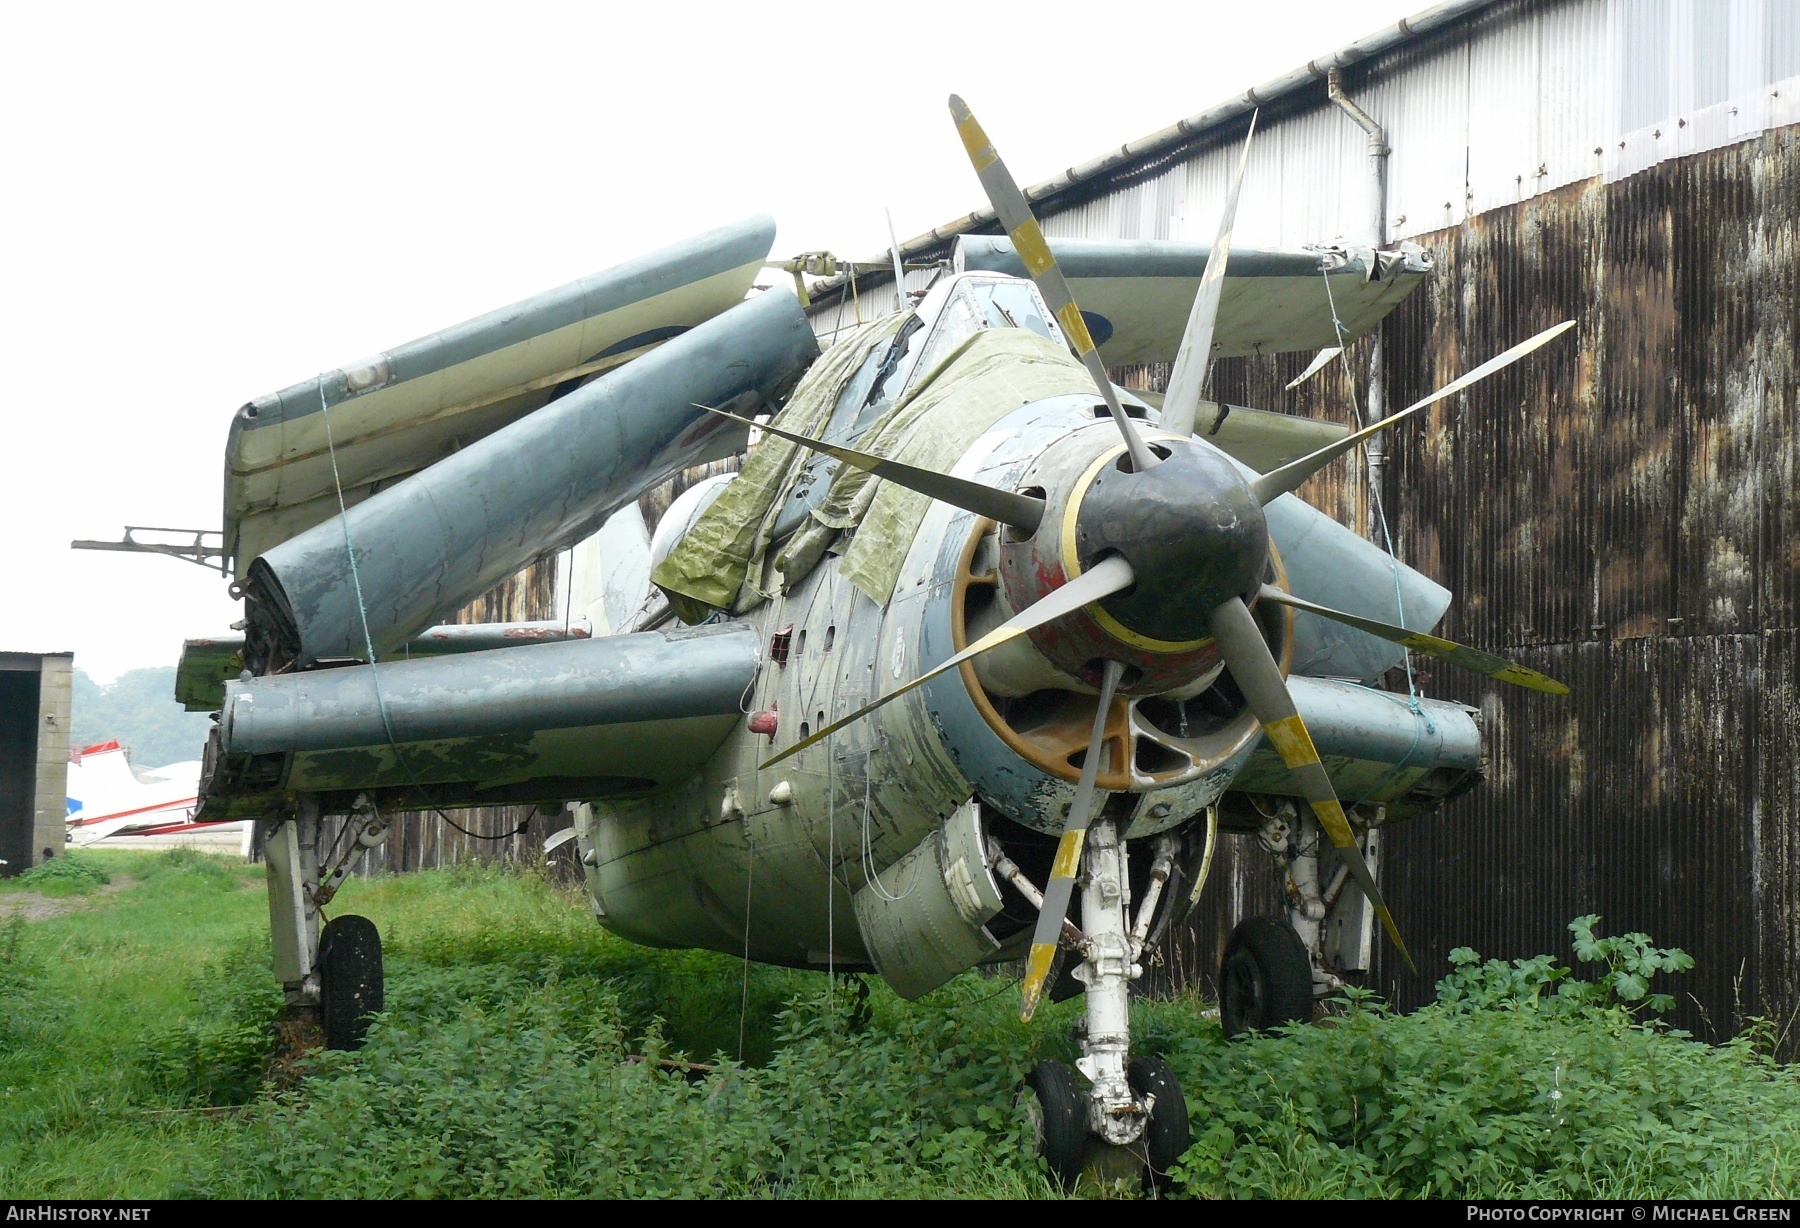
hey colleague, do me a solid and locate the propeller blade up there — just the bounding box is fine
[1209,595,1415,972]
[1285,346,1342,391]
[1019,657,1125,1023]
[885,208,910,306]
[1256,585,1569,695]
[697,404,1044,532]
[1161,111,1258,437]
[1249,320,1575,506]
[759,554,1135,769]
[948,94,1159,474]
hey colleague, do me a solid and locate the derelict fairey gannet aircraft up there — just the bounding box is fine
[95,100,1572,1183]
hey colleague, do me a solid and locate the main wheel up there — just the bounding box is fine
[1219,915,1313,1040]
[1021,1059,1088,1189]
[319,914,384,1051]
[1128,1055,1190,1188]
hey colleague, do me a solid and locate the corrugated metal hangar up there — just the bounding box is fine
[802,0,1800,1039]
[359,0,1798,1043]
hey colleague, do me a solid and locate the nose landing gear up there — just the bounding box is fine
[1018,821,1191,1190]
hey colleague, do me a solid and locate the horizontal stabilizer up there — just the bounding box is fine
[226,216,779,574]
[954,235,1430,365]
[242,287,818,671]
[198,623,758,818]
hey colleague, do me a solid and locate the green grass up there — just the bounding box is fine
[1,850,1796,1199]
[3,850,115,898]
[0,849,267,1196]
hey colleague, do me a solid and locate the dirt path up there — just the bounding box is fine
[0,874,136,922]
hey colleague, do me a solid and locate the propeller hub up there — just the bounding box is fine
[996,421,1272,694]
[1072,438,1268,644]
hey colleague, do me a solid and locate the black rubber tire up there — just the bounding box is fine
[319,914,384,1051]
[1023,1060,1088,1189]
[1128,1056,1191,1188]
[1219,915,1313,1040]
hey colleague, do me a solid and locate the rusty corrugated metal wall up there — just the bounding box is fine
[1154,123,1800,1046]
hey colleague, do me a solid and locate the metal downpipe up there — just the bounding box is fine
[1327,67,1392,543]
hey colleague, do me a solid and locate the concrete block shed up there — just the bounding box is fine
[0,652,72,875]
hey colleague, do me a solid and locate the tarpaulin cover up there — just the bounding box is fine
[831,329,1090,607]
[650,315,903,620]
[652,321,1092,616]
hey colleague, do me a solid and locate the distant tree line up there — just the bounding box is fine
[70,667,213,770]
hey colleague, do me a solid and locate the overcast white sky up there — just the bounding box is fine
[1,0,1421,681]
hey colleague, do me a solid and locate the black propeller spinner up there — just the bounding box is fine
[1074,438,1269,646]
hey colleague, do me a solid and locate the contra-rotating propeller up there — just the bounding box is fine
[748,96,1574,1020]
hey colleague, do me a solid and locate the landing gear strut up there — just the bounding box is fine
[262,794,388,1052]
[1224,796,1384,1039]
[1020,821,1190,1188]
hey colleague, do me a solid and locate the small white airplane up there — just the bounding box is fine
[64,740,246,849]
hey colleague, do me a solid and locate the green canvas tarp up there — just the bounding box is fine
[649,315,904,621]
[652,321,1092,618]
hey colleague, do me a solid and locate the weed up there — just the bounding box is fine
[1166,920,1799,1199]
[137,936,283,1107]
[8,852,112,898]
[1439,915,1698,1020]
[0,918,48,1046]
[4,856,1797,1200]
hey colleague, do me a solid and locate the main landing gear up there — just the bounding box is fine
[263,794,388,1053]
[1217,797,1385,1039]
[1014,820,1191,1190]
[1219,915,1313,1038]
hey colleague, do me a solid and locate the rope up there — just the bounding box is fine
[1315,266,1437,830]
[562,545,574,633]
[1317,269,1435,737]
[738,861,754,1062]
[826,732,835,1014]
[858,748,915,903]
[317,385,530,844]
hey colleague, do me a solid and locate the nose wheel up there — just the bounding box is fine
[1021,1060,1089,1188]
[1018,820,1193,1190]
[1127,1056,1190,1185]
